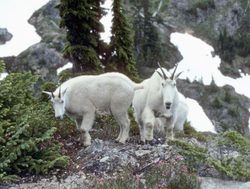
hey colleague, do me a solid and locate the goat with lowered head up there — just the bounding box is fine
[132,63,188,143]
[43,72,143,146]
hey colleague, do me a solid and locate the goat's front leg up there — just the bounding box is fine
[164,119,175,142]
[79,111,95,146]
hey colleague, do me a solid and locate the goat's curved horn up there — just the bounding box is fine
[157,62,167,80]
[58,87,61,98]
[175,71,183,79]
[170,63,179,80]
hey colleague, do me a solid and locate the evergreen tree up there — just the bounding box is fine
[109,0,138,78]
[130,0,170,67]
[58,0,105,73]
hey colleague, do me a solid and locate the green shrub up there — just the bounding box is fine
[0,60,5,73]
[188,0,215,15]
[168,174,200,189]
[169,132,250,181]
[0,72,69,182]
[169,140,208,172]
[212,97,223,108]
[218,131,250,154]
[183,122,208,141]
[193,0,215,10]
[218,29,250,62]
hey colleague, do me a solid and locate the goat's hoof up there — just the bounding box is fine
[118,138,127,144]
[146,139,157,146]
[138,140,146,145]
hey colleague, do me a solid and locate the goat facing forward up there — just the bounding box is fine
[132,64,188,143]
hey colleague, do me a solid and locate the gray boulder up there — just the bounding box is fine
[0,28,12,45]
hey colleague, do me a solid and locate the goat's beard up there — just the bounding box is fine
[161,110,172,119]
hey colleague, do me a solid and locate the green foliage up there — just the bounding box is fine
[58,0,104,73]
[211,131,250,181]
[169,131,250,181]
[218,29,250,62]
[208,77,219,93]
[130,0,171,68]
[168,174,200,189]
[97,158,200,189]
[212,97,223,109]
[218,131,250,154]
[0,72,68,182]
[0,59,5,73]
[110,0,139,80]
[183,122,208,141]
[189,0,215,15]
[169,140,208,172]
[128,108,140,136]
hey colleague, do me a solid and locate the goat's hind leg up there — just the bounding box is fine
[113,112,130,144]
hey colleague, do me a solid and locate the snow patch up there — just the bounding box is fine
[57,62,73,75]
[100,0,113,43]
[0,72,8,80]
[0,0,50,56]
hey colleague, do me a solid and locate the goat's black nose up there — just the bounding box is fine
[165,102,171,109]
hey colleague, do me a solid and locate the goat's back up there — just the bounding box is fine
[61,72,137,113]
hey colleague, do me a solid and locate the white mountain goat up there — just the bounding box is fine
[43,72,143,146]
[132,63,188,142]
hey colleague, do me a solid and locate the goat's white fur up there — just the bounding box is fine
[132,67,188,142]
[43,72,143,146]
[155,94,189,139]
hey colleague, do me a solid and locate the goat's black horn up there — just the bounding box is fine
[170,63,179,80]
[157,62,167,80]
[58,87,61,98]
[51,92,55,98]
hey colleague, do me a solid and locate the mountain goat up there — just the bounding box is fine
[132,64,188,143]
[43,72,143,146]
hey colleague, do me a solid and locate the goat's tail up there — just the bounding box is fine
[134,83,144,90]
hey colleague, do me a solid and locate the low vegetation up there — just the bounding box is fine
[0,63,69,182]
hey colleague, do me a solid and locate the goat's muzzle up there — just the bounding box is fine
[55,115,64,119]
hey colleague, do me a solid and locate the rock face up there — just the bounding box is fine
[0,28,12,45]
[28,0,66,52]
[9,0,68,82]
[12,43,67,81]
[162,0,250,77]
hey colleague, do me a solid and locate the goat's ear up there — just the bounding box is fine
[42,91,54,98]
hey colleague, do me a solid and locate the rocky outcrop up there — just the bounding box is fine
[178,79,250,137]
[0,28,12,45]
[11,0,68,82]
[28,0,66,52]
[7,135,250,188]
[161,0,250,77]
[11,43,67,81]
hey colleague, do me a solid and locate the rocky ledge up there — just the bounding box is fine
[4,127,250,189]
